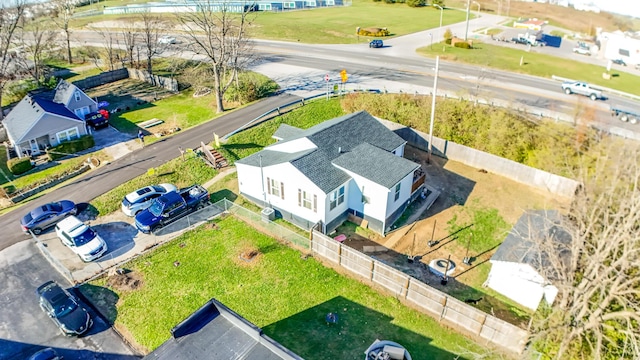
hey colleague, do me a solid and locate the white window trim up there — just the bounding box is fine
[56,127,79,143]
[394,183,401,201]
[329,186,345,210]
[270,178,280,197]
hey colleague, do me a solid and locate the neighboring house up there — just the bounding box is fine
[235,111,425,235]
[485,210,570,310]
[513,18,546,31]
[3,80,95,158]
[144,298,303,360]
[598,30,640,66]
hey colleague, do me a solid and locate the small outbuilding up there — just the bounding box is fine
[485,210,570,311]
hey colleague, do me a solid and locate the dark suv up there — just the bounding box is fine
[84,111,108,129]
[37,281,92,336]
[369,39,383,48]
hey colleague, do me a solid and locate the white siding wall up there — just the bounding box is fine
[385,173,415,216]
[238,162,325,225]
[486,261,546,310]
[267,138,316,153]
[392,143,406,157]
[601,32,640,66]
[342,171,389,222]
[324,180,351,225]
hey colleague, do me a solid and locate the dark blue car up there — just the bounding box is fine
[21,200,77,235]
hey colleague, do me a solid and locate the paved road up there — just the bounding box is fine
[0,241,139,360]
[0,93,300,251]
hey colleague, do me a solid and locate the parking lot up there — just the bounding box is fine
[34,204,225,284]
[0,241,139,360]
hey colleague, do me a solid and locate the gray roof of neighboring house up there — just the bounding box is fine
[332,142,419,189]
[2,94,82,144]
[237,111,412,193]
[491,210,571,271]
[144,298,302,360]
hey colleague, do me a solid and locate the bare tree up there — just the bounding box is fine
[90,26,119,71]
[52,0,75,64]
[0,1,26,120]
[177,0,255,113]
[120,19,138,68]
[138,11,166,75]
[529,140,640,359]
[17,18,56,85]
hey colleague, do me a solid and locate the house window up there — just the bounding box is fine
[298,189,317,212]
[327,0,334,5]
[259,3,272,10]
[267,178,284,199]
[329,186,345,210]
[284,2,295,8]
[304,0,316,6]
[74,91,81,101]
[56,127,79,143]
[394,183,401,201]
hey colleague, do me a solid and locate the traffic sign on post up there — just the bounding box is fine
[340,69,348,83]
[325,74,329,82]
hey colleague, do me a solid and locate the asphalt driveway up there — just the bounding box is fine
[0,240,140,360]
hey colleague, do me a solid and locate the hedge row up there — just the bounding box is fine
[48,135,95,161]
[7,157,33,176]
[357,27,390,37]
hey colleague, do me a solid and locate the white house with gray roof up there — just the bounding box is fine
[3,80,95,158]
[235,111,426,235]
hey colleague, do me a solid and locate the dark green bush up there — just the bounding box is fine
[48,135,95,161]
[454,41,472,49]
[8,157,33,175]
[224,72,279,104]
[445,38,452,45]
[406,0,424,6]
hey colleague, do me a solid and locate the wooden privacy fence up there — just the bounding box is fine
[311,230,529,354]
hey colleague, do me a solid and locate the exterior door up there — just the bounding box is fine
[30,139,40,155]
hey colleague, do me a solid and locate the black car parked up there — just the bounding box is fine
[37,281,92,336]
[84,111,109,129]
[20,200,77,235]
[612,59,627,66]
[369,39,383,48]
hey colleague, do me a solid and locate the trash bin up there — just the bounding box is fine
[261,207,275,222]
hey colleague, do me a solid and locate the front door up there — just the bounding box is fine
[30,139,40,155]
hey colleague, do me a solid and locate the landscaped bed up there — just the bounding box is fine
[80,215,499,359]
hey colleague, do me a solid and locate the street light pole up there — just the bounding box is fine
[433,4,443,41]
[428,56,440,164]
[464,0,471,41]
[429,33,433,50]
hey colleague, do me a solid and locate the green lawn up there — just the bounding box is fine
[71,0,467,44]
[81,216,496,359]
[417,41,640,96]
[250,1,467,43]
[219,98,345,163]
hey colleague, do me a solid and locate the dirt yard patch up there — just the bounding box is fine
[85,79,174,118]
[338,145,572,326]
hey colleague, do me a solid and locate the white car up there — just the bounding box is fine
[121,183,178,216]
[55,216,108,262]
[158,35,177,45]
[573,47,591,56]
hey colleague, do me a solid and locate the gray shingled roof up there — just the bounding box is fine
[52,79,75,105]
[2,94,81,144]
[491,210,571,271]
[291,150,352,193]
[237,111,414,193]
[332,143,419,188]
[272,123,304,140]
[145,298,302,360]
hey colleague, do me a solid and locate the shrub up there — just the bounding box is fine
[48,135,95,161]
[454,41,472,49]
[8,157,33,175]
[406,0,424,6]
[443,28,453,40]
[445,38,452,45]
[384,0,395,3]
[224,72,279,104]
[357,27,391,37]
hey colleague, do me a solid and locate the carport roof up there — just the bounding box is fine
[144,298,302,360]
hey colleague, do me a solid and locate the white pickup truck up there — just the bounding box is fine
[561,81,603,101]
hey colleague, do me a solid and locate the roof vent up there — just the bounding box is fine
[338,146,342,154]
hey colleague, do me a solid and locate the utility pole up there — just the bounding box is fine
[464,0,471,41]
[428,56,440,164]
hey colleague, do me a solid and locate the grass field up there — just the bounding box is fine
[73,0,467,44]
[249,1,467,43]
[80,215,497,359]
[417,41,640,96]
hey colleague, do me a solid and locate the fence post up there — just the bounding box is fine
[440,296,448,321]
[369,259,375,281]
